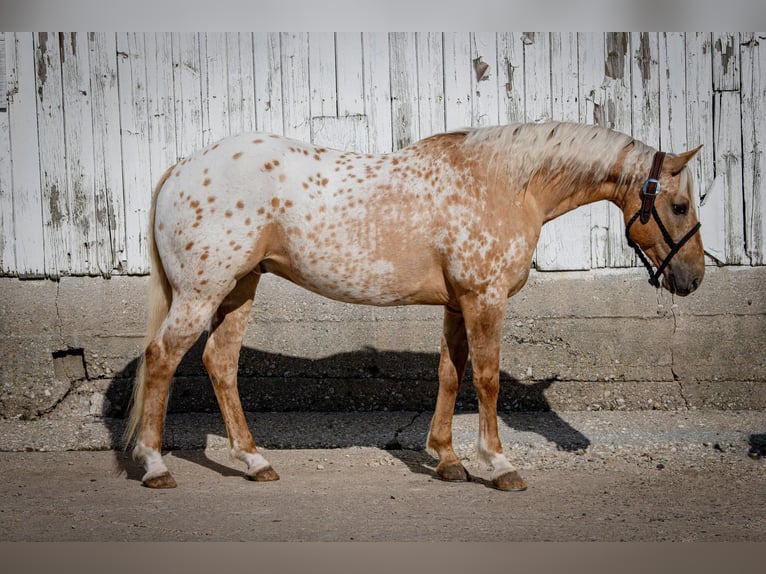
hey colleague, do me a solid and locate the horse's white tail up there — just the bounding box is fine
[123,165,175,449]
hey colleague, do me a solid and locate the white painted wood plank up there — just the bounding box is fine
[0,33,14,273]
[497,32,524,124]
[658,32,688,152]
[311,115,369,153]
[35,32,70,278]
[226,33,256,135]
[741,33,766,265]
[389,32,419,149]
[415,32,445,138]
[603,32,635,268]
[254,32,283,135]
[172,33,203,158]
[117,33,152,274]
[336,33,365,118]
[7,33,45,277]
[308,33,336,119]
[713,32,740,91]
[685,33,715,229]
[713,91,746,264]
[88,32,125,275]
[522,32,551,124]
[362,32,392,153]
[539,32,591,272]
[579,33,606,269]
[280,32,311,141]
[202,32,229,144]
[471,32,499,127]
[61,32,98,276]
[146,33,178,193]
[443,32,472,129]
[630,32,661,149]
[551,32,579,123]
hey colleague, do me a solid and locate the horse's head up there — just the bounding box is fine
[623,146,705,296]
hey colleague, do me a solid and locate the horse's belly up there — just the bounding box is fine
[262,242,449,307]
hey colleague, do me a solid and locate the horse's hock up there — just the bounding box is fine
[0,266,764,421]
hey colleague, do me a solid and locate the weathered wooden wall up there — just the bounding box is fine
[0,32,764,278]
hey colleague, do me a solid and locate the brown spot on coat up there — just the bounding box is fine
[236,200,245,209]
[203,178,211,186]
[264,162,273,171]
[225,210,233,218]
[207,196,216,203]
[253,139,264,144]
[185,241,194,250]
[271,197,280,208]
[232,152,243,160]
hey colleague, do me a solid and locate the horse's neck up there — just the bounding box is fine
[527,148,634,224]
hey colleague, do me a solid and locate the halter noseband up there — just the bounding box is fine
[625,151,702,288]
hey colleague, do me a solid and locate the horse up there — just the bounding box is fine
[124,121,704,490]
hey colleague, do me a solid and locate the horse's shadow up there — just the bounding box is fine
[105,338,590,482]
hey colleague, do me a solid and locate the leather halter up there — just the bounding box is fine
[625,151,702,288]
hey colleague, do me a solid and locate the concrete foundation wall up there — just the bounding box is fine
[1,267,764,421]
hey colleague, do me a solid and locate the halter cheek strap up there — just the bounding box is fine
[625,151,702,288]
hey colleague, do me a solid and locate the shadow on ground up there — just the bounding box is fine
[106,336,590,483]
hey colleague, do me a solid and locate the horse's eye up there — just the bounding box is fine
[672,203,688,216]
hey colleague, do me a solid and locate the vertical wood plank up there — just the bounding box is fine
[280,32,311,141]
[741,33,766,265]
[227,33,256,135]
[172,33,203,158]
[0,33,15,273]
[497,32,524,124]
[579,33,607,269]
[713,32,740,91]
[61,32,98,276]
[603,32,635,268]
[389,32,419,149]
[145,33,177,193]
[630,32,661,148]
[35,32,69,278]
[522,32,552,123]
[416,32,445,138]
[254,32,283,135]
[117,33,152,274]
[712,91,746,264]
[308,32,337,118]
[551,32,579,122]
[539,32,591,271]
[202,32,228,144]
[7,33,45,276]
[336,33,365,117]
[685,33,715,212]
[471,32,499,127]
[88,32,124,275]
[362,32,393,153]
[658,32,688,152]
[443,32,472,129]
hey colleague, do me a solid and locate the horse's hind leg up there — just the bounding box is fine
[427,306,471,482]
[202,272,279,482]
[134,297,217,488]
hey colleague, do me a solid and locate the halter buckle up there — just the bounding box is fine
[640,178,661,224]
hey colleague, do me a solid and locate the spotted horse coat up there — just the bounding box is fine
[125,122,705,490]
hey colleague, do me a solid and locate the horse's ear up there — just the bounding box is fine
[666,144,703,175]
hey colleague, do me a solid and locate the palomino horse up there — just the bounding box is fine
[125,122,704,490]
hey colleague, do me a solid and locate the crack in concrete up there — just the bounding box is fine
[385,411,426,450]
[54,280,66,348]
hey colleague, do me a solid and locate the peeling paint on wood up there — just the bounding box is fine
[0,32,764,277]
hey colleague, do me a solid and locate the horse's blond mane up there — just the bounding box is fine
[459,122,654,192]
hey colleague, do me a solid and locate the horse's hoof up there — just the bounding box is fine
[436,462,471,482]
[142,472,177,489]
[493,470,527,492]
[247,466,280,482]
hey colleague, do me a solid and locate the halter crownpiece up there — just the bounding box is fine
[625,150,702,288]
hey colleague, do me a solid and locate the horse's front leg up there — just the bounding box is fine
[427,306,471,482]
[461,296,528,492]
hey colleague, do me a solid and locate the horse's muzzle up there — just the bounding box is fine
[663,269,703,296]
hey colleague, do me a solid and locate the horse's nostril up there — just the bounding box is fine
[690,277,700,292]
